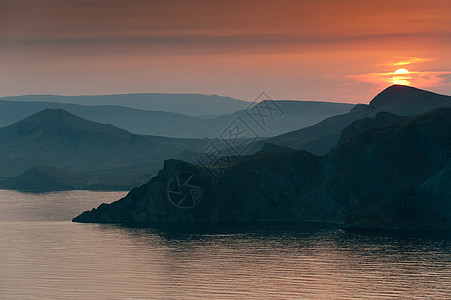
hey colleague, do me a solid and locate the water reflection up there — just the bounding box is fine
[1,190,450,299]
[82,222,451,299]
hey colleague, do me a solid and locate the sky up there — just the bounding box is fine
[1,0,450,103]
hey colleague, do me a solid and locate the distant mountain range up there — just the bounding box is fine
[0,109,212,188]
[2,93,250,116]
[0,97,354,138]
[73,85,451,230]
[0,99,352,190]
[0,99,199,136]
[162,100,354,138]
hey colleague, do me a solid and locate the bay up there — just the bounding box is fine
[0,190,450,299]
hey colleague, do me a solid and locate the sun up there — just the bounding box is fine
[392,68,411,85]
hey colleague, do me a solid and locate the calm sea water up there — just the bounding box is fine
[0,190,450,299]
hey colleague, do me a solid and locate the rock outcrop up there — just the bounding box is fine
[74,107,451,230]
[73,151,326,223]
[256,85,451,155]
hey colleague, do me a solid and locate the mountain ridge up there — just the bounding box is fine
[0,98,200,136]
[0,108,212,186]
[254,85,451,155]
[0,97,354,138]
[73,106,451,230]
[2,93,249,116]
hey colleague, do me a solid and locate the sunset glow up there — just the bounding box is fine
[393,69,411,85]
[0,0,450,103]
[1,2,451,298]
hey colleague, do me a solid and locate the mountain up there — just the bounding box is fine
[2,93,249,116]
[164,100,354,138]
[0,109,212,186]
[337,109,451,230]
[0,99,200,136]
[252,85,451,155]
[0,98,354,138]
[73,106,451,230]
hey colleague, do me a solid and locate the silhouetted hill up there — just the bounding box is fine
[0,109,211,185]
[73,106,451,230]
[0,98,353,138]
[255,85,451,155]
[2,93,249,116]
[368,85,451,114]
[0,99,200,136]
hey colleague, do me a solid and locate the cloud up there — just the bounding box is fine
[349,70,451,89]
[1,0,450,100]
[2,32,451,58]
[1,0,450,56]
[382,57,435,66]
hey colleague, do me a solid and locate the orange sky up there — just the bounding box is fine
[0,0,450,103]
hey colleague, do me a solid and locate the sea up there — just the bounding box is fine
[0,190,450,299]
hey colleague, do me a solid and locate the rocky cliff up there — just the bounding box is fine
[257,85,451,155]
[74,107,451,230]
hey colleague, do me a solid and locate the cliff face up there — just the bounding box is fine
[73,107,451,230]
[74,151,329,223]
[341,109,451,230]
[336,109,451,230]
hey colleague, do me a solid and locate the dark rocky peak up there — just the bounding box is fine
[368,85,451,116]
[369,85,427,109]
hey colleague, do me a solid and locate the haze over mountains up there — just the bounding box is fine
[0,97,352,190]
[2,93,249,116]
[0,109,212,189]
[0,99,199,137]
[164,100,354,138]
[71,85,451,230]
[253,85,451,155]
[0,97,353,138]
[0,99,200,137]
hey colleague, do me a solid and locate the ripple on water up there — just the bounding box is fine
[0,190,450,299]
